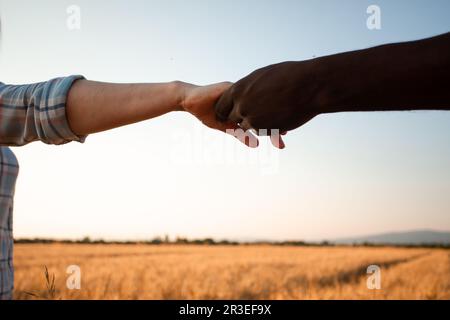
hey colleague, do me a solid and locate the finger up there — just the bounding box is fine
[253,129,283,137]
[239,118,253,132]
[233,127,259,148]
[241,126,284,137]
[214,88,234,122]
[217,121,259,148]
[233,119,260,148]
[270,134,285,149]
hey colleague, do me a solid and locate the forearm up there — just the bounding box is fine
[315,32,450,113]
[66,80,185,135]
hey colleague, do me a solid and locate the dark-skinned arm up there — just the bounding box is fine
[215,32,450,141]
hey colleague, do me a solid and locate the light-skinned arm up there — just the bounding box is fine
[66,80,250,145]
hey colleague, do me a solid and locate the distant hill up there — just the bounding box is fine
[334,230,450,245]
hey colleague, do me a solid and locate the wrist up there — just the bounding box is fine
[309,54,363,114]
[171,80,196,112]
[170,81,187,112]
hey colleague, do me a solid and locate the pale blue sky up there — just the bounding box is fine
[0,0,449,241]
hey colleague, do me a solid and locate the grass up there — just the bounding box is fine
[13,244,450,300]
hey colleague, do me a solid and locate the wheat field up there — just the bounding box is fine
[13,244,450,300]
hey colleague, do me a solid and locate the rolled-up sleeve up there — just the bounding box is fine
[0,75,88,146]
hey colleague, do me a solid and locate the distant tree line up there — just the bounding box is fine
[12,236,450,248]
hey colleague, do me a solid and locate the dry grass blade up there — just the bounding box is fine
[44,265,56,299]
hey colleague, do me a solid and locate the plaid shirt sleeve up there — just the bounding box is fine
[0,76,88,299]
[0,75,88,146]
[0,147,19,300]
